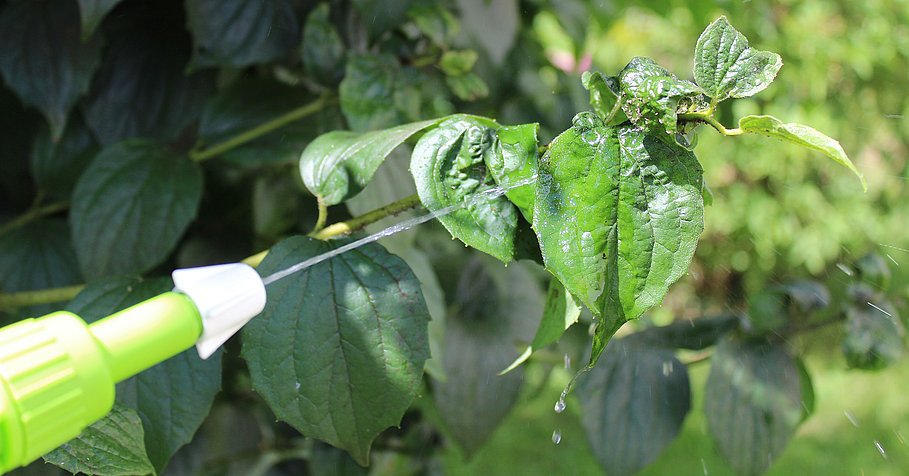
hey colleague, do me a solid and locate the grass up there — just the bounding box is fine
[442,350,909,475]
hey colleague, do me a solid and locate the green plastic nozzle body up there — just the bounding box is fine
[0,292,202,473]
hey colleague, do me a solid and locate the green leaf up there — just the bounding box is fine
[694,16,782,101]
[0,0,102,139]
[534,115,704,365]
[302,3,346,86]
[44,405,155,476]
[738,114,866,190]
[616,57,704,138]
[855,253,892,291]
[76,0,124,39]
[843,296,904,370]
[488,123,540,221]
[83,11,214,145]
[300,118,441,205]
[439,50,478,76]
[581,70,626,126]
[70,140,203,278]
[0,220,82,316]
[309,441,368,476]
[407,3,459,47]
[30,117,97,199]
[411,115,519,263]
[705,338,804,476]
[796,358,815,422]
[432,258,542,455]
[339,54,402,131]
[577,338,690,476]
[67,276,222,473]
[242,236,430,466]
[445,72,490,101]
[185,0,300,68]
[501,278,580,374]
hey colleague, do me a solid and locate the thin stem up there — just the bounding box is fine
[189,95,330,162]
[678,112,743,136]
[0,284,85,310]
[311,198,328,234]
[309,193,423,240]
[0,201,69,237]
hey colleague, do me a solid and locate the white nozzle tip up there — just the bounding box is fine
[172,263,267,359]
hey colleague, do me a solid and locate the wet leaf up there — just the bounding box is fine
[70,140,203,278]
[340,54,401,131]
[534,114,704,365]
[185,0,299,68]
[581,70,626,126]
[739,114,866,190]
[300,118,442,205]
[242,237,430,466]
[411,115,519,263]
[705,338,803,476]
[302,3,346,86]
[432,258,542,455]
[44,405,154,476]
[843,298,903,370]
[501,278,580,374]
[578,338,690,476]
[0,0,102,139]
[66,277,222,473]
[694,16,782,101]
[616,57,704,138]
[488,122,539,220]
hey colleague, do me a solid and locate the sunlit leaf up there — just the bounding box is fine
[694,16,782,101]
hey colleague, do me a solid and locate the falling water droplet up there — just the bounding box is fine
[564,353,572,370]
[554,398,566,414]
[552,429,562,444]
[836,263,854,276]
[701,458,708,475]
[662,360,674,376]
[295,381,301,390]
[844,410,860,427]
[874,440,887,459]
[894,429,907,446]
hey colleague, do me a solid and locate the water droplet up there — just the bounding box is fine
[874,440,887,459]
[662,361,674,376]
[554,398,566,414]
[564,353,571,370]
[295,381,301,390]
[844,410,860,427]
[894,429,907,446]
[836,263,854,276]
[701,458,708,475]
[551,429,562,444]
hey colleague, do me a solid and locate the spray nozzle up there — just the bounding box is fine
[172,263,267,359]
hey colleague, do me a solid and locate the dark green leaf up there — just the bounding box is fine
[705,338,803,476]
[407,3,459,47]
[76,0,124,39]
[0,0,102,139]
[67,276,222,473]
[502,278,580,374]
[185,0,299,68]
[581,70,626,126]
[83,12,213,145]
[411,115,519,263]
[30,116,97,199]
[488,123,539,221]
[439,50,478,76]
[302,3,346,86]
[339,54,402,131]
[738,114,866,190]
[300,118,441,205]
[44,405,154,476]
[70,140,203,278]
[445,72,490,101]
[855,253,891,291]
[694,16,782,101]
[433,258,542,455]
[534,115,704,365]
[616,57,704,138]
[351,0,415,40]
[0,220,82,316]
[796,358,815,422]
[242,236,430,466]
[843,298,903,370]
[578,338,690,476]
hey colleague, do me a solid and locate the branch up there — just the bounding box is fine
[189,94,331,162]
[678,112,743,136]
[0,201,69,237]
[309,194,423,240]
